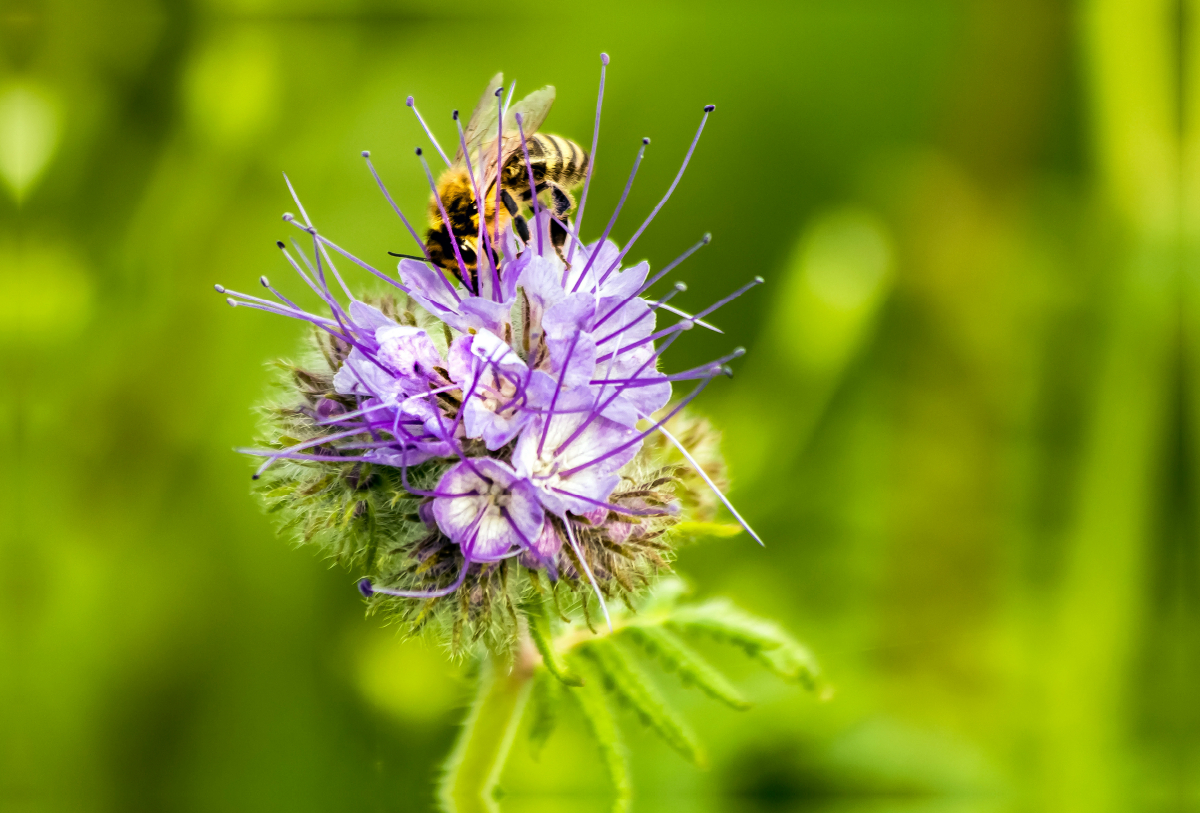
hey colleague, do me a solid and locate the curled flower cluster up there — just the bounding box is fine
[223,60,761,644]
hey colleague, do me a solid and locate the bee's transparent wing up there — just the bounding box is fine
[475,85,558,191]
[502,85,556,138]
[457,72,504,162]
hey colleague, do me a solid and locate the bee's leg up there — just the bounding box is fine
[513,214,531,244]
[549,217,568,253]
[520,183,549,202]
[501,189,520,217]
[546,184,576,256]
[548,184,575,219]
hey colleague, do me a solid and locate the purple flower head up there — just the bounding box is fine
[229,58,763,642]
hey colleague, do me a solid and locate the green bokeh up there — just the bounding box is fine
[2,0,1194,811]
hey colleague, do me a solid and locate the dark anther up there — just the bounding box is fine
[357,578,374,598]
[452,109,459,120]
[405,96,415,107]
[275,240,285,249]
[642,137,650,145]
[361,150,370,158]
[702,233,712,244]
[415,147,423,156]
[704,104,716,112]
[260,276,270,287]
[495,87,504,97]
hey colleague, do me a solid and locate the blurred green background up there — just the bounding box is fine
[1,0,1193,810]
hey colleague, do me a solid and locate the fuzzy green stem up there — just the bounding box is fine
[438,643,537,813]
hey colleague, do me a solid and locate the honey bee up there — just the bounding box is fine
[411,74,590,289]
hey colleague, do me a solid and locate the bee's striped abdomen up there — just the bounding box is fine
[536,134,588,186]
[508,134,589,193]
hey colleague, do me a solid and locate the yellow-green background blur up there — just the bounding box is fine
[1,0,1194,810]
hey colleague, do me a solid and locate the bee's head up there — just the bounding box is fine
[433,169,478,232]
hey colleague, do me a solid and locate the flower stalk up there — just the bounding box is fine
[438,640,538,813]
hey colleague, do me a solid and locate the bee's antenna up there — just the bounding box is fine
[388,252,429,262]
[566,52,609,265]
[594,103,717,289]
[406,95,451,167]
[415,146,475,296]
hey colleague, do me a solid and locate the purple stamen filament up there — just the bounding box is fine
[362,152,435,266]
[492,87,505,268]
[453,109,502,301]
[406,95,452,167]
[594,282,687,347]
[514,112,543,256]
[569,137,649,292]
[594,106,714,289]
[417,147,474,296]
[591,233,710,331]
[553,332,681,457]
[557,373,717,478]
[596,277,762,364]
[566,53,607,265]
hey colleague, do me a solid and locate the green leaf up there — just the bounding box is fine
[668,598,821,689]
[567,656,632,812]
[622,625,751,710]
[522,597,583,687]
[579,639,706,766]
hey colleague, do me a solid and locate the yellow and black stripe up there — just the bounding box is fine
[503,134,589,197]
